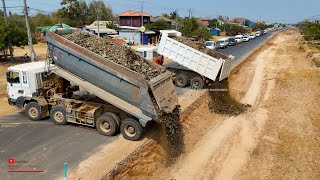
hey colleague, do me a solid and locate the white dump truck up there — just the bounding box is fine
[157,30,233,89]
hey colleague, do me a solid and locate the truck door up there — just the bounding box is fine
[21,71,32,97]
[7,71,23,100]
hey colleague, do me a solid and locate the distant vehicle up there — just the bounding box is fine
[249,34,256,39]
[243,36,250,42]
[218,38,229,49]
[205,41,218,50]
[235,35,244,44]
[256,31,261,37]
[228,38,237,46]
[264,29,268,34]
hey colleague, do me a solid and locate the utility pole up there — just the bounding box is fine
[188,8,192,19]
[1,0,14,63]
[175,8,178,30]
[96,0,101,37]
[141,0,144,45]
[23,0,35,61]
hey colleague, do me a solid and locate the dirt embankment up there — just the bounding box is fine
[105,29,320,179]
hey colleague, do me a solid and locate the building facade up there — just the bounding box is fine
[118,10,151,27]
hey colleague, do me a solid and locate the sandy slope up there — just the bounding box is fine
[142,29,320,180]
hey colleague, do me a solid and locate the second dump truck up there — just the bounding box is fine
[158,30,233,89]
[7,31,179,141]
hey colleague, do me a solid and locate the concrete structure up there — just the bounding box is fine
[118,26,155,45]
[84,21,118,37]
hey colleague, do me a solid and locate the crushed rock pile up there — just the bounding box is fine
[63,31,161,80]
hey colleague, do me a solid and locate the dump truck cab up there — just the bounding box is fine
[7,62,47,107]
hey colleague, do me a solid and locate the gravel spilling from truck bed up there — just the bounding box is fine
[63,31,161,80]
[158,107,185,161]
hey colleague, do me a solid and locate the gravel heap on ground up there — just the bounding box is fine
[208,80,251,116]
[63,31,161,80]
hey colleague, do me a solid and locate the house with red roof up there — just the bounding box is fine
[118,10,151,27]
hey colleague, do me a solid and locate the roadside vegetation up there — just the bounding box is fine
[297,20,320,41]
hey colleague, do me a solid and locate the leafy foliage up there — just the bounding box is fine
[224,23,248,36]
[178,18,212,40]
[252,22,270,31]
[208,19,218,28]
[0,18,8,51]
[59,0,113,26]
[146,20,172,31]
[297,20,320,40]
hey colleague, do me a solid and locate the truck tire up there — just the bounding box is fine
[104,112,121,129]
[96,114,118,136]
[50,106,67,125]
[120,118,143,141]
[191,76,205,89]
[174,74,189,88]
[25,102,41,121]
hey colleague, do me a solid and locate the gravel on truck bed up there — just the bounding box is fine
[63,31,161,80]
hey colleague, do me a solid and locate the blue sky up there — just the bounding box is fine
[3,0,320,23]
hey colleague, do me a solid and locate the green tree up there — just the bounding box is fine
[170,11,177,20]
[31,13,54,26]
[162,13,170,19]
[208,19,218,28]
[298,20,320,40]
[252,22,268,31]
[60,0,89,26]
[0,17,8,51]
[146,20,172,31]
[179,18,212,40]
[87,0,114,24]
[224,23,247,36]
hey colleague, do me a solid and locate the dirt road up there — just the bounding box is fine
[112,29,320,179]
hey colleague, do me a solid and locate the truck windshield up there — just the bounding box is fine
[205,42,214,46]
[7,71,20,84]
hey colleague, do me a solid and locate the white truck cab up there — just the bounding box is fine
[7,62,47,106]
[136,47,158,61]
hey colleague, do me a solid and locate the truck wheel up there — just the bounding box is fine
[174,74,189,88]
[120,118,143,141]
[96,115,118,136]
[25,102,41,121]
[191,76,205,89]
[50,106,67,125]
[104,112,121,129]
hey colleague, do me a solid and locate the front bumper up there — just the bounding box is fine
[7,98,16,106]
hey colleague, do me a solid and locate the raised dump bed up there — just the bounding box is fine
[158,30,232,82]
[46,31,178,125]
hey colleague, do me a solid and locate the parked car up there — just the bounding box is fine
[264,29,268,34]
[218,38,229,49]
[205,41,218,50]
[256,31,261,37]
[243,35,250,42]
[228,38,237,46]
[235,35,244,44]
[249,34,256,39]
